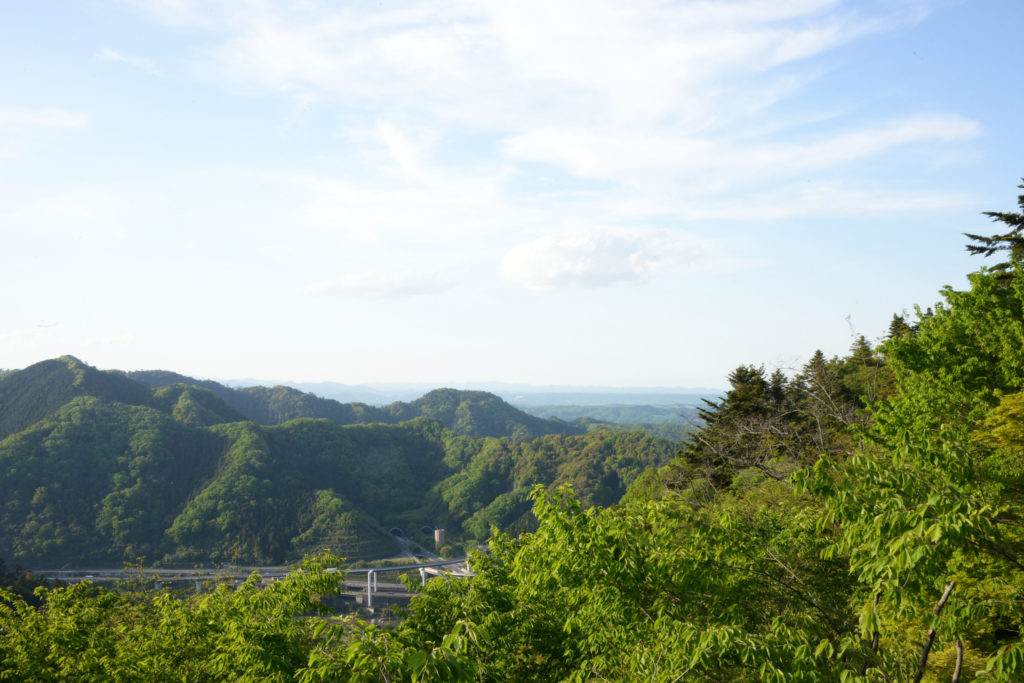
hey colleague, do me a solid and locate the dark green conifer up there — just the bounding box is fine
[964,181,1024,275]
[887,313,914,339]
[768,369,788,407]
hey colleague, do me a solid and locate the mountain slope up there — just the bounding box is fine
[128,370,582,438]
[383,388,585,439]
[0,356,152,440]
[0,396,226,564]
[0,358,675,566]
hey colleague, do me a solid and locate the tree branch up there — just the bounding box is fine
[952,638,964,683]
[912,581,955,683]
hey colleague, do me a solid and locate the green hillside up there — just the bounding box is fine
[129,370,390,426]
[0,396,226,565]
[0,360,673,567]
[438,428,675,540]
[148,384,246,426]
[383,388,585,439]
[0,356,152,440]
[129,370,583,438]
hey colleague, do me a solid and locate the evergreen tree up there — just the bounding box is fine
[964,180,1024,275]
[767,369,788,407]
[887,313,914,339]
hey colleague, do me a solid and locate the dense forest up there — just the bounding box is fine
[0,360,674,566]
[3,186,1024,679]
[527,404,696,443]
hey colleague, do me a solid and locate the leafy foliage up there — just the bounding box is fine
[437,428,675,540]
[0,553,359,682]
[637,340,890,505]
[0,557,59,608]
[798,263,1024,678]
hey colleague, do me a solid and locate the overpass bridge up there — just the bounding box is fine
[37,557,473,611]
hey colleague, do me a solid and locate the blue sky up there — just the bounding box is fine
[1,0,1021,388]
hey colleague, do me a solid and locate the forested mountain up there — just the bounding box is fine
[381,388,586,440]
[522,402,700,425]
[128,370,585,439]
[0,358,670,567]
[521,403,698,444]
[0,357,152,441]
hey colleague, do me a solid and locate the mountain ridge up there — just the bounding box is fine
[127,366,586,439]
[0,357,676,567]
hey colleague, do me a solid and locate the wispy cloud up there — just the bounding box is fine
[169,1,959,192]
[375,120,432,182]
[296,271,456,299]
[501,226,732,291]
[0,106,88,130]
[95,47,161,75]
[502,114,981,190]
[163,1,927,132]
[111,0,973,296]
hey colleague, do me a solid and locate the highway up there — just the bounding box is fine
[35,557,473,611]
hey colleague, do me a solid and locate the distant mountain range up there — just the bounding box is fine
[0,357,679,567]
[220,378,722,407]
[125,369,587,441]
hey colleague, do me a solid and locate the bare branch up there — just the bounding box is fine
[912,581,955,683]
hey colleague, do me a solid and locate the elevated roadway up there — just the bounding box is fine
[36,557,473,611]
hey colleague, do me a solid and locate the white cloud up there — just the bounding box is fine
[375,120,434,182]
[144,0,966,212]
[100,0,974,298]
[502,114,981,190]
[95,47,161,75]
[500,226,712,291]
[186,0,920,134]
[296,271,456,299]
[0,106,88,130]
